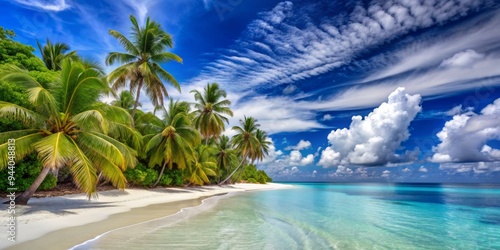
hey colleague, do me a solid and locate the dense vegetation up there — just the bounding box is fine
[0,18,272,205]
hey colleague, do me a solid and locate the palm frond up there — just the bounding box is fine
[68,138,97,198]
[34,132,74,169]
[108,30,139,57]
[0,101,45,126]
[0,131,43,169]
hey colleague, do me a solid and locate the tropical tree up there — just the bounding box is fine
[234,129,271,182]
[191,83,233,144]
[214,135,238,183]
[36,38,77,71]
[0,59,137,204]
[219,116,263,184]
[112,90,137,110]
[145,100,200,187]
[106,15,182,122]
[254,129,271,161]
[185,145,217,185]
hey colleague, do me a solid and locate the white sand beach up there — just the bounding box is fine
[0,183,291,249]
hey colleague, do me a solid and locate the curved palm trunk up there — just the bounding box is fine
[130,79,144,126]
[218,158,246,185]
[153,161,168,188]
[13,167,50,205]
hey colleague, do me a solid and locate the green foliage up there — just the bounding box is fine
[124,163,184,187]
[0,154,57,191]
[0,37,47,71]
[239,164,272,184]
[0,27,16,40]
[124,163,158,187]
[161,169,184,186]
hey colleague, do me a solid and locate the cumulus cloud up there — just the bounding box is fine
[381,170,391,178]
[418,166,428,173]
[329,166,353,177]
[431,98,500,163]
[288,150,315,166]
[402,168,411,173]
[439,49,484,68]
[285,140,312,150]
[261,138,283,164]
[321,114,333,121]
[318,88,421,167]
[439,162,500,174]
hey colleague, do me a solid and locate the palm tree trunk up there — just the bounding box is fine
[218,158,246,185]
[153,161,168,187]
[234,166,245,183]
[130,79,143,126]
[14,167,50,205]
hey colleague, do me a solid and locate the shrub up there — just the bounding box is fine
[246,178,258,183]
[161,169,184,186]
[0,154,57,191]
[124,163,160,187]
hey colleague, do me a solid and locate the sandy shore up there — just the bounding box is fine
[0,183,291,249]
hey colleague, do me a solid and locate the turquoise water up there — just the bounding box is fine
[75,183,500,249]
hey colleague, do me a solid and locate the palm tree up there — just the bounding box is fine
[234,129,271,182]
[36,38,77,71]
[214,135,238,183]
[0,60,137,204]
[191,83,233,144]
[112,90,138,110]
[145,100,200,187]
[106,15,182,122]
[219,116,262,185]
[185,145,217,186]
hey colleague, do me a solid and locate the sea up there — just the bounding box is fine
[74,183,500,250]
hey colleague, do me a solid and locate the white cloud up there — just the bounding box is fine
[439,49,484,68]
[444,105,475,116]
[283,85,297,95]
[439,162,500,174]
[318,88,421,167]
[402,168,411,173]
[189,0,485,93]
[317,147,341,168]
[285,140,311,150]
[260,138,283,164]
[381,170,391,178]
[288,150,315,166]
[431,98,500,163]
[13,0,70,11]
[329,166,353,177]
[418,166,428,173]
[321,114,333,121]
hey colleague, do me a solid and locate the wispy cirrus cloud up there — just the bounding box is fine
[189,0,487,91]
[12,0,70,12]
[182,0,497,136]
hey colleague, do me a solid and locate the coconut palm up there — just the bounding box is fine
[219,116,262,184]
[112,90,138,110]
[214,135,238,183]
[106,15,182,122]
[0,59,138,204]
[254,129,271,161]
[36,38,77,71]
[234,129,271,182]
[185,145,217,185]
[145,100,200,187]
[191,83,233,144]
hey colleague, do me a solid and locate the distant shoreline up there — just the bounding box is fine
[0,183,292,250]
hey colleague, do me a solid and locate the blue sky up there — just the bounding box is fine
[1,0,500,183]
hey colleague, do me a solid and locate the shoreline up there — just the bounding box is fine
[0,183,292,250]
